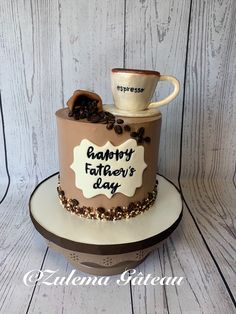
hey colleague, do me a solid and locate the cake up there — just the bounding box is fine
[56,89,161,221]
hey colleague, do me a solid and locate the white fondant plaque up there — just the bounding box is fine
[70,139,147,199]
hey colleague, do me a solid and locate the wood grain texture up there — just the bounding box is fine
[181,0,236,181]
[125,0,191,180]
[181,179,236,298]
[0,105,9,200]
[0,0,62,181]
[0,181,47,314]
[179,0,236,303]
[27,250,132,314]
[131,205,236,314]
[60,0,125,104]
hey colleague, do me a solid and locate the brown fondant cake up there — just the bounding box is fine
[56,90,161,220]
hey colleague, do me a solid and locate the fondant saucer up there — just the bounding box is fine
[29,174,182,275]
[103,104,161,117]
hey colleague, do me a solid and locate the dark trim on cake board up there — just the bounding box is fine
[29,172,183,256]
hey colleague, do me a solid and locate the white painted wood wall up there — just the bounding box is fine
[0,0,235,313]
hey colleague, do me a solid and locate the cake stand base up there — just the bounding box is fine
[29,174,182,276]
[47,241,162,276]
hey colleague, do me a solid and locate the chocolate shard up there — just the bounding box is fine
[138,127,145,137]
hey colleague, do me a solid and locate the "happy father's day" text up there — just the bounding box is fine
[85,146,136,194]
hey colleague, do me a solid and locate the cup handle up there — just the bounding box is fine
[148,75,180,109]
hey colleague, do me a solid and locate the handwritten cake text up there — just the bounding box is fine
[70,139,147,198]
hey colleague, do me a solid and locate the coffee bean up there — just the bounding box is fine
[90,105,96,112]
[106,123,114,130]
[144,136,151,143]
[105,111,115,119]
[87,108,93,115]
[117,118,124,124]
[104,212,112,220]
[148,192,153,199]
[72,199,79,206]
[98,111,105,118]
[128,202,135,212]
[73,108,80,114]
[100,118,108,124]
[97,207,106,214]
[106,114,115,120]
[136,201,141,208]
[92,100,98,106]
[90,114,101,123]
[124,125,131,132]
[73,104,80,111]
[114,125,123,134]
[115,206,122,214]
[98,112,107,123]
[106,116,115,124]
[130,131,138,138]
[138,127,145,137]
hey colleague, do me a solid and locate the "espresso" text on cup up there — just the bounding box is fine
[117,85,145,93]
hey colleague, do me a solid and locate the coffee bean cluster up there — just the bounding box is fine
[57,177,158,221]
[105,118,151,144]
[68,95,120,128]
[68,96,151,143]
[68,95,100,120]
[106,118,125,135]
[130,127,151,144]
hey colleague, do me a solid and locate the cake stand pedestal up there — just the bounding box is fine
[29,174,182,276]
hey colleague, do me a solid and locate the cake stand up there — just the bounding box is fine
[29,174,182,276]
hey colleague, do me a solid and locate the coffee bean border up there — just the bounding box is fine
[57,176,158,221]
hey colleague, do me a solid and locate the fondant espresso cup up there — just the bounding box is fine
[111,68,180,111]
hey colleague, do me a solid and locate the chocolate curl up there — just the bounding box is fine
[67,90,103,112]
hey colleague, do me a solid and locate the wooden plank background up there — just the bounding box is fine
[0,0,235,313]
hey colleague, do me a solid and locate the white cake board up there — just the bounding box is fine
[29,174,182,275]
